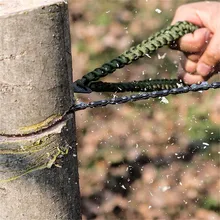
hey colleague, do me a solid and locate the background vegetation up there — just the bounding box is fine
[69,1,219,219]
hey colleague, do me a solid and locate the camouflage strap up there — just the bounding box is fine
[72,21,198,93]
[88,79,185,93]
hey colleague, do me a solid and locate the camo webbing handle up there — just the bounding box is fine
[73,21,199,93]
[88,79,185,92]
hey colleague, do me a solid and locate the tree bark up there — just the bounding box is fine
[0,0,81,219]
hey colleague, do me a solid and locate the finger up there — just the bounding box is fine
[180,57,197,73]
[171,4,204,27]
[184,52,202,62]
[171,28,211,53]
[178,64,205,84]
[197,32,220,77]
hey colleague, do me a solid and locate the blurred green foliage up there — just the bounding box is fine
[201,197,220,212]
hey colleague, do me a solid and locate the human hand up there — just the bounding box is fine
[172,1,220,84]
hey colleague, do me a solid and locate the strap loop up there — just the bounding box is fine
[73,21,198,93]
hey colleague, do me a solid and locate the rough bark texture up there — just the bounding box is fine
[0,1,81,219]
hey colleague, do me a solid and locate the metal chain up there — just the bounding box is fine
[69,82,220,112]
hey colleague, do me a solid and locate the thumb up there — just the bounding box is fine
[197,33,220,77]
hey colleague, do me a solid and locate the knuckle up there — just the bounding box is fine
[176,5,186,14]
[173,5,187,21]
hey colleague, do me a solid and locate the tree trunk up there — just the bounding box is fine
[0,0,81,219]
